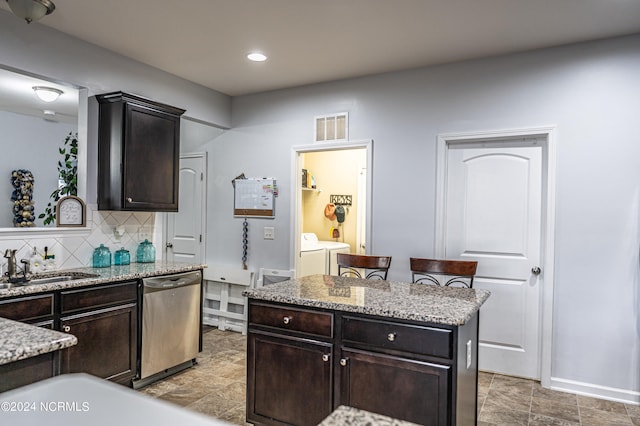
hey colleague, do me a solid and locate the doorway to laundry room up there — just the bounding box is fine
[293,141,372,278]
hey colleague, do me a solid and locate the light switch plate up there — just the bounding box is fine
[264,227,275,240]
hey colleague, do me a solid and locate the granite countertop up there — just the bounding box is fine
[0,261,206,299]
[0,317,77,365]
[319,405,420,426]
[243,274,490,326]
[0,261,204,365]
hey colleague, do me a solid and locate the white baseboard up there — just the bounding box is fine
[549,376,640,406]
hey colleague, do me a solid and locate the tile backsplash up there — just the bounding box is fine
[0,204,162,273]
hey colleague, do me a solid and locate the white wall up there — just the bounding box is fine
[0,111,76,227]
[204,34,640,401]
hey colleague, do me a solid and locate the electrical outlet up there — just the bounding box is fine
[466,340,472,369]
[138,226,152,242]
[264,227,275,240]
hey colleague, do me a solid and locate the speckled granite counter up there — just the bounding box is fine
[0,261,204,366]
[319,406,420,426]
[0,317,77,365]
[0,261,205,299]
[243,274,490,326]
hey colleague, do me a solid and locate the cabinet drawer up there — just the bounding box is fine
[0,293,54,322]
[342,316,453,359]
[61,281,138,314]
[250,303,333,338]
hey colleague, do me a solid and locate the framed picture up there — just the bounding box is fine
[56,196,86,227]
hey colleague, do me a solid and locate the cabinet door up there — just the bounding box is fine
[0,353,55,393]
[247,333,333,426]
[338,348,451,426]
[123,102,180,211]
[60,303,137,385]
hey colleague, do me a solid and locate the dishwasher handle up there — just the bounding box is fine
[143,272,201,289]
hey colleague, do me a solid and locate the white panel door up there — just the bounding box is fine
[166,155,205,263]
[445,142,542,379]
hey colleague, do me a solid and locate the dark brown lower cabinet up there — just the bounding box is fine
[338,348,451,426]
[247,333,333,426]
[0,352,55,393]
[60,303,137,384]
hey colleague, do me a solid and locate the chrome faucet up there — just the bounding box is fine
[3,249,28,283]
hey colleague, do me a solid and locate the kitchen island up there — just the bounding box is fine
[244,274,490,426]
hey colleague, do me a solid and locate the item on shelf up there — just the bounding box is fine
[114,247,131,265]
[136,239,156,263]
[92,244,112,268]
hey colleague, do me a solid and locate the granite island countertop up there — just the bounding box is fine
[0,317,77,365]
[243,274,490,326]
[0,261,206,299]
[319,405,420,426]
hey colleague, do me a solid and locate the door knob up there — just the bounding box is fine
[531,266,542,275]
[166,242,173,248]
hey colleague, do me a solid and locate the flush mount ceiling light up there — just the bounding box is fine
[33,86,63,102]
[247,52,267,62]
[6,0,55,24]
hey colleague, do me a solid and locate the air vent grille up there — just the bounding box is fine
[315,112,348,142]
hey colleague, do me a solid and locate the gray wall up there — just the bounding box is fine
[205,34,640,398]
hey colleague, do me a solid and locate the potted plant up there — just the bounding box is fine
[39,131,78,226]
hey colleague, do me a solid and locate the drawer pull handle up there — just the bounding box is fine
[387,332,397,342]
[322,354,330,362]
[283,316,292,325]
[340,358,348,367]
[63,325,71,332]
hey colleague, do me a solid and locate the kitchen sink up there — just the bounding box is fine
[0,271,100,287]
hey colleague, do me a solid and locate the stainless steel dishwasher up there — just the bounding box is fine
[135,270,202,389]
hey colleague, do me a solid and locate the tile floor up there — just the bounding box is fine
[141,328,640,426]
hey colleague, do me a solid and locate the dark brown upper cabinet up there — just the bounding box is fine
[96,92,186,211]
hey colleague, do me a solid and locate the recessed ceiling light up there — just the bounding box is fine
[247,52,267,62]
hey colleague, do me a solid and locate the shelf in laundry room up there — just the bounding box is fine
[302,187,321,192]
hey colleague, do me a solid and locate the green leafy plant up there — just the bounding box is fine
[39,132,78,225]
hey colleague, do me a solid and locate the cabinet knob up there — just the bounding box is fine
[283,316,292,325]
[127,197,133,203]
[387,332,397,342]
[322,354,330,362]
[63,325,71,332]
[339,358,348,367]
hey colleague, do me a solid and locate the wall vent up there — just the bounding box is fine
[315,112,348,142]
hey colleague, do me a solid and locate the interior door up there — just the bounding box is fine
[165,154,206,263]
[444,140,543,379]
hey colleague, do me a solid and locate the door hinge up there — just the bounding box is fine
[201,172,204,181]
[199,234,202,243]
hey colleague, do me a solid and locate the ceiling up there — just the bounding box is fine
[1,0,640,97]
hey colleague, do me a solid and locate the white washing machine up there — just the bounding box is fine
[300,234,327,277]
[302,233,350,276]
[318,241,350,276]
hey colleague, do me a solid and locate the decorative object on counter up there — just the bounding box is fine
[114,247,131,265]
[56,195,86,227]
[136,239,156,263]
[39,132,78,226]
[92,244,111,268]
[10,169,36,227]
